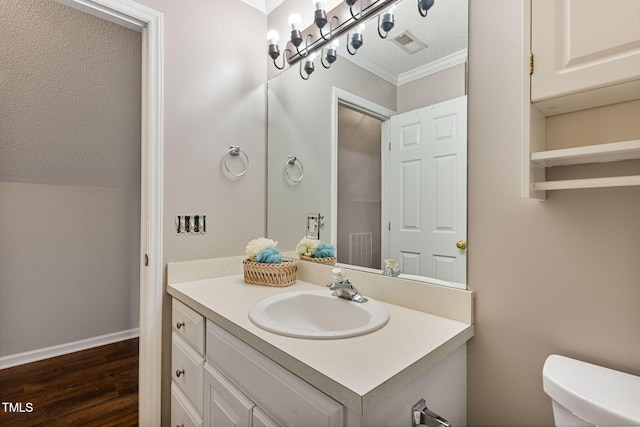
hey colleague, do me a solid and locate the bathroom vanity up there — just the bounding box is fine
[167,258,474,427]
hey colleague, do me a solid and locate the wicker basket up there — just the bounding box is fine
[299,255,336,266]
[243,258,298,287]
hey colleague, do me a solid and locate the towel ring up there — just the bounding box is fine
[223,145,249,177]
[285,155,304,182]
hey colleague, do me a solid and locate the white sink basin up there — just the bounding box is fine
[249,290,390,339]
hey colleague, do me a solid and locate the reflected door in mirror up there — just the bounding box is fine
[388,96,467,283]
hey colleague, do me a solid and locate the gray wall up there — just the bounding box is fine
[266,58,396,250]
[0,0,141,358]
[131,0,269,423]
[398,63,467,113]
[467,1,640,425]
[135,0,268,264]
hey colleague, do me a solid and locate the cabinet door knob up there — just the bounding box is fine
[176,369,185,378]
[176,321,185,329]
[456,240,467,250]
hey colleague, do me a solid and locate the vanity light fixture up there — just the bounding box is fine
[344,0,363,20]
[346,23,365,55]
[267,0,436,79]
[321,40,339,68]
[300,52,317,80]
[418,0,435,17]
[267,30,291,70]
[314,1,328,31]
[314,1,340,41]
[289,14,312,56]
[378,6,395,38]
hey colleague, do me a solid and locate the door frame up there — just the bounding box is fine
[56,0,164,425]
[330,88,395,263]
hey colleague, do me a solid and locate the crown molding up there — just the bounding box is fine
[397,49,468,85]
[340,48,468,86]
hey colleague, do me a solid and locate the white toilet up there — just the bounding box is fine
[543,354,640,426]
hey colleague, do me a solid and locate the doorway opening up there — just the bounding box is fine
[337,104,384,269]
[331,88,395,270]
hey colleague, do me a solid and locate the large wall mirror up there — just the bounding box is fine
[267,0,468,289]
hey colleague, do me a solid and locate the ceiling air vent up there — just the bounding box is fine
[391,30,427,54]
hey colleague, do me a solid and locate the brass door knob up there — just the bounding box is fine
[456,240,467,250]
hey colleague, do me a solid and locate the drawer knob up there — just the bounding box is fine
[176,321,185,329]
[175,369,185,378]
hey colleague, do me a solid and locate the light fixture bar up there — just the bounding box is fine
[285,0,397,66]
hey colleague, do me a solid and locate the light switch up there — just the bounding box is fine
[175,214,206,235]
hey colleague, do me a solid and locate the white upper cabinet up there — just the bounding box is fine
[531,0,640,116]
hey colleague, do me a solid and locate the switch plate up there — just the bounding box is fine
[176,214,206,235]
[306,213,324,239]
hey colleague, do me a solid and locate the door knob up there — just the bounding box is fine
[456,240,467,250]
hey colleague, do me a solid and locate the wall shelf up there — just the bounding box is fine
[531,140,640,167]
[521,0,640,199]
[533,176,640,191]
[530,140,640,192]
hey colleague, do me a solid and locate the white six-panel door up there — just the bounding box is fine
[388,96,467,283]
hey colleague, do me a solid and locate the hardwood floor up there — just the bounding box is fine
[0,338,138,426]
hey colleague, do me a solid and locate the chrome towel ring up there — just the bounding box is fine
[285,155,304,182]
[223,145,249,177]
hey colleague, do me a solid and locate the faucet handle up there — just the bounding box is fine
[332,267,347,282]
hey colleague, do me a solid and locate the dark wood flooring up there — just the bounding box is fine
[0,338,138,426]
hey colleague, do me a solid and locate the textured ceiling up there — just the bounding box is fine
[342,0,468,80]
[0,0,141,188]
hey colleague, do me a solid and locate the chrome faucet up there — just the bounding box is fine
[327,268,368,303]
[383,259,401,277]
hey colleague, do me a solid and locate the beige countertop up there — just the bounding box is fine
[168,274,474,415]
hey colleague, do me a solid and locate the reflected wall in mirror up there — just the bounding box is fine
[267,0,468,289]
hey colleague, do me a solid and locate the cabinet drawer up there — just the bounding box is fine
[206,320,343,427]
[171,382,203,427]
[172,332,205,416]
[173,298,205,354]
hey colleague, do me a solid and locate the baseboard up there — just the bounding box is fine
[0,328,140,370]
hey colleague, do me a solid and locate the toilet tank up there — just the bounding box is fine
[543,355,640,426]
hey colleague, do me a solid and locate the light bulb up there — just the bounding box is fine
[267,30,280,45]
[350,24,365,51]
[325,40,338,64]
[288,14,302,30]
[313,0,327,29]
[380,7,395,33]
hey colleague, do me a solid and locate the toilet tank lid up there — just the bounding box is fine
[543,355,640,426]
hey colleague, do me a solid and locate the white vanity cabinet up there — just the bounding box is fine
[204,320,344,427]
[204,362,282,427]
[167,275,473,427]
[530,0,640,116]
[172,299,206,427]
